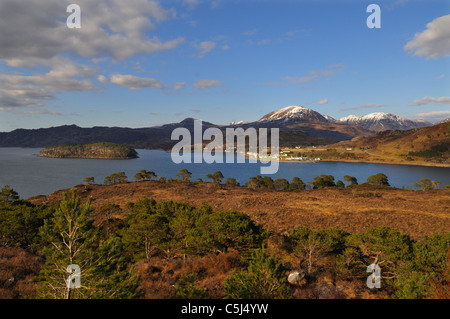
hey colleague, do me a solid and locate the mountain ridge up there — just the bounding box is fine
[338,112,431,131]
[0,105,439,149]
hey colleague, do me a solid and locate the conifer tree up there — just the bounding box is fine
[37,191,139,299]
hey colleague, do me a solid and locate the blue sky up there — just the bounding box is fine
[0,0,449,131]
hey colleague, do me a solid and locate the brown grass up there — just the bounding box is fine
[0,247,44,299]
[134,250,243,299]
[29,181,450,241]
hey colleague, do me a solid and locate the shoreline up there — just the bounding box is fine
[3,147,449,168]
[277,157,450,168]
[36,154,139,160]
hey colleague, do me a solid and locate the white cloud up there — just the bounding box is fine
[194,79,222,90]
[265,64,345,87]
[21,109,62,116]
[110,74,167,90]
[182,0,200,10]
[194,41,216,58]
[411,96,450,106]
[0,58,97,108]
[210,0,222,9]
[415,110,450,123]
[0,0,185,111]
[404,14,450,59]
[317,99,329,105]
[97,75,109,83]
[0,0,184,62]
[283,75,317,84]
[174,82,188,90]
[257,39,271,46]
[243,29,258,36]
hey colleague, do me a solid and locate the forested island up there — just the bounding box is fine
[38,142,138,159]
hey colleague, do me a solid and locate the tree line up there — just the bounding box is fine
[80,170,448,191]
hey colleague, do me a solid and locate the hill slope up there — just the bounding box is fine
[331,122,450,165]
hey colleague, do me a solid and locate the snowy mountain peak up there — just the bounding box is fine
[230,121,247,126]
[323,114,337,123]
[339,112,431,131]
[436,117,450,124]
[339,114,360,121]
[252,105,432,132]
[258,105,327,123]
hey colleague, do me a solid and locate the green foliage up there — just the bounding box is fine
[176,169,192,182]
[104,172,128,185]
[245,175,307,191]
[245,175,264,188]
[122,212,171,261]
[206,171,224,184]
[39,142,138,159]
[343,175,358,186]
[173,273,208,299]
[393,233,450,299]
[121,199,266,259]
[366,173,390,186]
[311,175,336,189]
[0,201,52,249]
[37,191,139,299]
[408,142,450,158]
[337,226,412,282]
[261,176,275,189]
[289,177,306,190]
[0,185,19,204]
[134,170,157,182]
[224,248,290,299]
[288,226,349,273]
[336,180,345,188]
[192,211,267,255]
[225,177,239,186]
[273,178,289,191]
[414,178,433,191]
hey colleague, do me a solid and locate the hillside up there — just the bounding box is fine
[1,180,448,300]
[29,180,450,241]
[312,122,450,166]
[38,142,138,159]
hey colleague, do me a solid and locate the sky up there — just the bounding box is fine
[0,0,449,132]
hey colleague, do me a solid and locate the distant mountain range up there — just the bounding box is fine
[338,112,431,131]
[0,105,439,149]
[245,105,431,132]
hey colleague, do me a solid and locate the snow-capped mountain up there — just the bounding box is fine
[436,117,450,124]
[257,105,328,123]
[235,105,433,133]
[230,121,247,126]
[338,112,431,131]
[323,114,338,123]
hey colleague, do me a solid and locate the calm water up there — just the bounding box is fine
[0,147,449,199]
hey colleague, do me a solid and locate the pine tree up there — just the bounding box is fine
[0,185,19,204]
[224,247,290,299]
[37,191,139,299]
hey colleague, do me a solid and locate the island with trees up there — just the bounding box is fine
[38,142,138,159]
